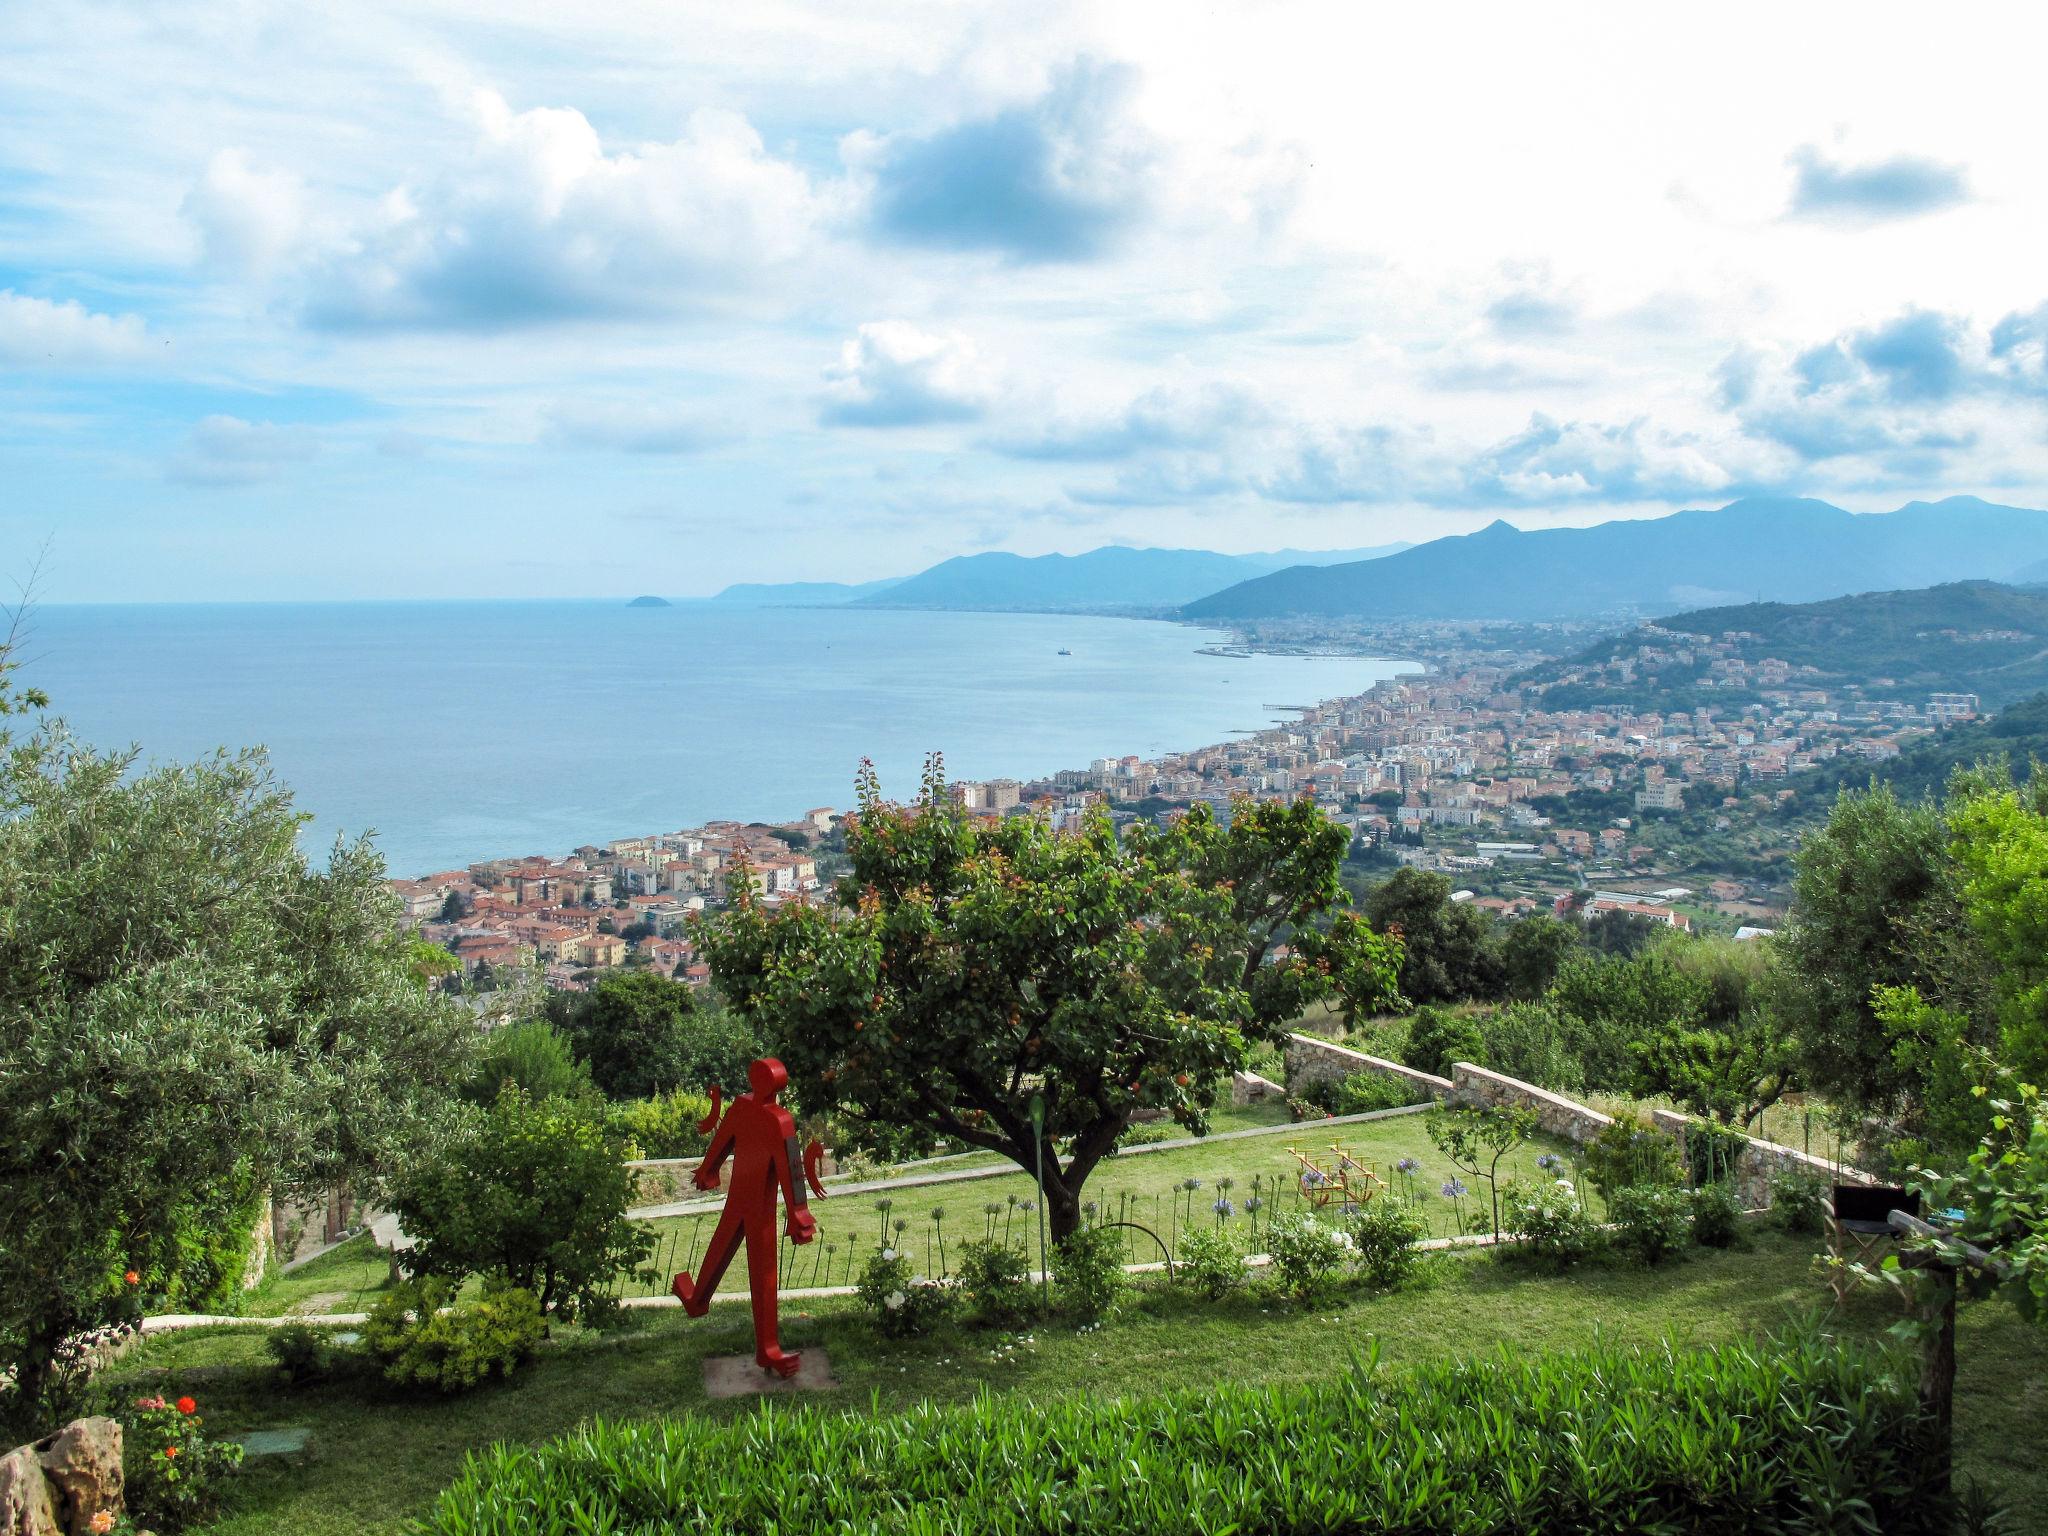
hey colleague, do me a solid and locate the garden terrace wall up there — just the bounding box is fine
[1447,1063,1615,1144]
[1647,1107,1874,1206]
[1284,1034,1451,1101]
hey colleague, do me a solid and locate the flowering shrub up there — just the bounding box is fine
[1766,1166,1828,1236]
[1175,1227,1248,1301]
[1689,1180,1743,1249]
[1608,1185,1694,1267]
[856,1250,951,1338]
[1264,1214,1353,1299]
[1503,1179,1603,1270]
[362,1276,543,1393]
[1343,1197,1427,1287]
[1051,1227,1125,1324]
[954,1239,1033,1327]
[122,1391,243,1531]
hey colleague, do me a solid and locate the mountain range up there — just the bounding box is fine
[710,542,1411,611]
[1180,497,2048,622]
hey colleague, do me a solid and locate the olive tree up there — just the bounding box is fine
[700,760,1401,1242]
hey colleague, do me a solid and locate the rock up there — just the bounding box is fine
[33,1419,122,1536]
[0,1445,59,1536]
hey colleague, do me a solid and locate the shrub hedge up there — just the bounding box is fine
[423,1334,1946,1535]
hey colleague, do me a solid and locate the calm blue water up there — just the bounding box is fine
[19,603,1414,877]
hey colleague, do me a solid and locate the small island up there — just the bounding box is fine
[626,595,672,608]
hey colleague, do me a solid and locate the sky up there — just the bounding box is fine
[4,1,2048,601]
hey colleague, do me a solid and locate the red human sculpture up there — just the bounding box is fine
[670,1057,826,1378]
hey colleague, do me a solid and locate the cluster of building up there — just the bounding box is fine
[392,623,1983,988]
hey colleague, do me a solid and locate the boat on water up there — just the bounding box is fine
[1057,647,1072,656]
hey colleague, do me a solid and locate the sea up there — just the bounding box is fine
[18,602,1417,878]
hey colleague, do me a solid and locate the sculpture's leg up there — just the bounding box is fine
[744,1209,799,1378]
[673,1208,744,1318]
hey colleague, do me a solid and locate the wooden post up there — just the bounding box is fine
[1919,1265,1957,1496]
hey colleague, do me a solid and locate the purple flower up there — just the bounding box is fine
[1442,1179,1468,1199]
[1536,1153,1560,1171]
[1396,1157,1419,1174]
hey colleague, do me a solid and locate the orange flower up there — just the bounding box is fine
[123,1270,140,1286]
[176,1396,197,1415]
[163,1446,180,1459]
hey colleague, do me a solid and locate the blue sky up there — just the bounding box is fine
[3,2,2046,600]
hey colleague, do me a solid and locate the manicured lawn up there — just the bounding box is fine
[108,1230,2048,1535]
[628,1107,1569,1296]
[236,1237,395,1318]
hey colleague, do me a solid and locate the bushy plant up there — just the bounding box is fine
[1401,1005,1486,1077]
[1682,1118,1750,1188]
[362,1277,543,1393]
[122,1391,245,1531]
[1478,1001,1587,1094]
[1608,1185,1694,1267]
[1264,1213,1353,1299]
[265,1322,334,1386]
[1690,1179,1743,1249]
[1051,1226,1126,1323]
[856,1250,951,1338]
[1582,1117,1684,1198]
[1343,1197,1426,1287]
[954,1239,1034,1326]
[1765,1165,1830,1236]
[426,1334,1953,1536]
[390,1084,652,1323]
[1328,1071,1423,1115]
[1503,1179,1604,1270]
[608,1088,714,1159]
[1114,1119,1179,1148]
[1174,1226,1247,1301]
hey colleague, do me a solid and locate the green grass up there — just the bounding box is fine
[628,1109,1568,1296]
[235,1236,396,1318]
[108,1230,2048,1535]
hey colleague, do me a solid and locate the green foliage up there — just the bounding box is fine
[424,1336,1952,1536]
[1341,1196,1426,1287]
[1503,1178,1603,1271]
[700,760,1386,1240]
[1689,1180,1743,1250]
[389,1086,651,1321]
[1172,1227,1246,1301]
[855,1250,952,1339]
[546,970,759,1101]
[0,731,472,1429]
[1766,1165,1829,1237]
[1582,1118,1685,1198]
[1322,910,1407,1029]
[265,1322,334,1386]
[1774,781,1992,1119]
[1609,1185,1694,1267]
[1327,1070,1424,1115]
[953,1238,1034,1325]
[606,1089,714,1159]
[465,1019,592,1106]
[1400,1005,1485,1077]
[1263,1213,1352,1299]
[1545,953,1691,1088]
[1946,770,2048,1084]
[1423,1102,1536,1238]
[1477,1000,1586,1093]
[1497,913,1581,1001]
[121,1390,245,1532]
[362,1276,544,1394]
[1911,1081,2046,1333]
[1361,867,1503,1004]
[1682,1119,1749,1187]
[1051,1225,1126,1323]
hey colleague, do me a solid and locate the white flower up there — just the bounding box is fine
[881,1248,897,1261]
[1554,1178,1575,1193]
[884,1290,906,1311]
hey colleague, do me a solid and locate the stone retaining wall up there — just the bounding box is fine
[0,1418,122,1536]
[1447,1063,1615,1144]
[1646,1107,1873,1207]
[1283,1034,1452,1101]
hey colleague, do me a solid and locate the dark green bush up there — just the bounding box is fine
[1690,1180,1744,1249]
[1342,1196,1427,1287]
[423,1335,1948,1535]
[1328,1070,1424,1115]
[362,1277,542,1394]
[954,1239,1034,1326]
[855,1251,951,1339]
[1051,1226,1125,1323]
[1583,1117,1685,1198]
[1767,1165,1829,1236]
[265,1321,334,1385]
[1400,1005,1485,1077]
[1172,1227,1246,1301]
[1609,1185,1695,1267]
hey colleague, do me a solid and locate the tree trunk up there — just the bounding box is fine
[1920,1267,1957,1496]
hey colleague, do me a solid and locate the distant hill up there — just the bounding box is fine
[1180,497,2048,622]
[626,594,671,607]
[855,542,1411,613]
[710,577,908,606]
[1516,581,2048,710]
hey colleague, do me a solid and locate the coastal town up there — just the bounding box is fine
[392,619,1982,994]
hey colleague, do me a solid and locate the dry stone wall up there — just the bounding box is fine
[0,1417,122,1536]
[1283,1035,1452,1102]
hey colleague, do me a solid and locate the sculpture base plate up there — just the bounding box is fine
[701,1348,839,1398]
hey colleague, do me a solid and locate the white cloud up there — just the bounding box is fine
[0,290,148,366]
[167,414,319,486]
[290,90,825,327]
[819,321,998,426]
[182,148,307,274]
[547,401,737,454]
